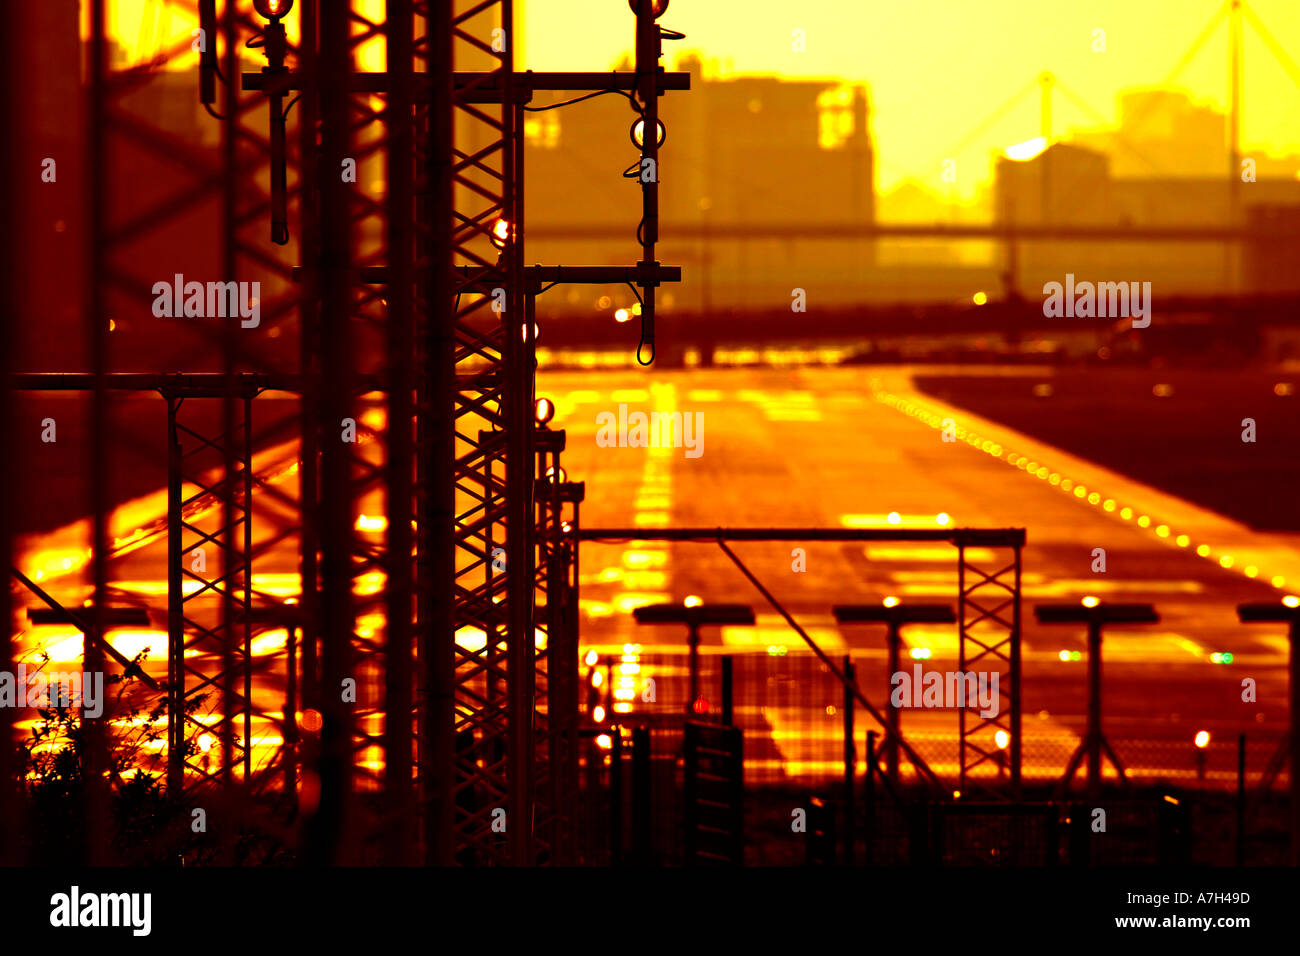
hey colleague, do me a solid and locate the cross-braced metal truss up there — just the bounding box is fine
[957,540,1023,797]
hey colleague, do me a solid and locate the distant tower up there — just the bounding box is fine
[849,85,877,266]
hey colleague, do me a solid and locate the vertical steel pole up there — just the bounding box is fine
[503,0,536,864]
[382,0,417,867]
[217,0,240,865]
[297,0,322,717]
[285,622,298,798]
[242,395,254,783]
[84,0,111,867]
[0,0,21,864]
[307,0,358,864]
[1011,545,1023,795]
[957,548,967,793]
[167,399,184,793]
[421,0,456,867]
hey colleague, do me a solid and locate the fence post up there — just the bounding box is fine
[806,795,834,865]
[1236,732,1246,866]
[865,730,877,865]
[722,654,734,727]
[610,728,623,866]
[1068,803,1090,866]
[1158,797,1189,865]
[632,726,652,865]
[843,655,855,865]
[684,722,698,864]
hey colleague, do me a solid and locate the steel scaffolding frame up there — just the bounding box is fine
[12,0,682,866]
[957,540,1023,798]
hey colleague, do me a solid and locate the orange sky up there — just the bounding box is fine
[101,0,1300,195]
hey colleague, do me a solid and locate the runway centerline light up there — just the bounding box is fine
[684,595,702,608]
[1194,730,1210,748]
[1081,595,1100,608]
[1284,595,1300,609]
[883,596,900,608]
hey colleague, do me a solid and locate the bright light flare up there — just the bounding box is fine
[1004,136,1047,161]
[490,218,512,249]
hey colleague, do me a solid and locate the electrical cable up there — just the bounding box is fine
[524,89,632,112]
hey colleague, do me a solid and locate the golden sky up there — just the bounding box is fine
[100,0,1300,195]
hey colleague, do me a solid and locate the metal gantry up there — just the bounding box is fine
[12,0,684,865]
[956,536,1024,798]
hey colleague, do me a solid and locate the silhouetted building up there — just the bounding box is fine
[1076,90,1225,179]
[995,139,1300,294]
[522,55,877,313]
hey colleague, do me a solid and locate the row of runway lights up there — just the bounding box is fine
[873,388,1290,593]
[579,594,1225,760]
